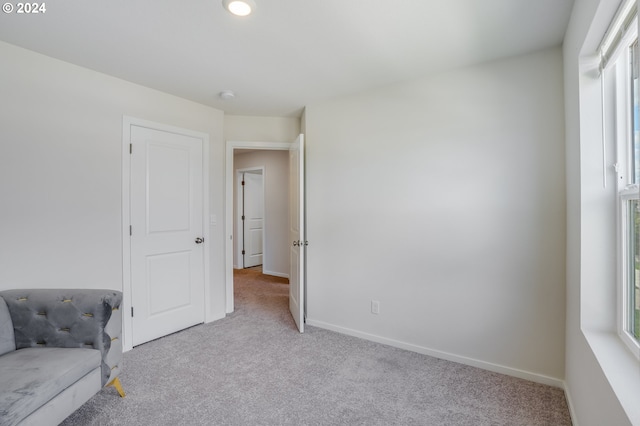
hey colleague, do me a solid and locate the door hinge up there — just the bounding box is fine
[242,250,245,255]
[129,225,132,236]
[241,215,245,221]
[131,307,134,317]
[129,143,132,154]
[242,180,245,186]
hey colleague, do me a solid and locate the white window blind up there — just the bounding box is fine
[599,0,638,71]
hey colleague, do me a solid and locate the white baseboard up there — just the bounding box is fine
[563,382,578,425]
[233,265,288,279]
[306,318,565,389]
[263,269,289,279]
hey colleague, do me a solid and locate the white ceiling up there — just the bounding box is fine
[0,0,575,117]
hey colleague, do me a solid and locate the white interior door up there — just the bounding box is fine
[243,171,264,268]
[130,125,205,346]
[289,134,305,332]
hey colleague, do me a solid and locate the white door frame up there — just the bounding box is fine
[236,167,265,269]
[123,116,210,351]
[225,141,291,313]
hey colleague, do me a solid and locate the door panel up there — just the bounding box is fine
[147,251,191,315]
[130,125,205,346]
[248,229,262,257]
[147,144,191,232]
[289,134,304,332]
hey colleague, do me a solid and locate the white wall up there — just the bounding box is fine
[0,41,227,324]
[224,115,300,143]
[234,150,290,277]
[563,0,639,424]
[305,47,567,384]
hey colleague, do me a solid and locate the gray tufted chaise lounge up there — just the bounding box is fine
[0,289,124,426]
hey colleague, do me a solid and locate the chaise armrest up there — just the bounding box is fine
[0,289,123,387]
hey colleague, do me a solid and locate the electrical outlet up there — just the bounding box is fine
[371,300,380,314]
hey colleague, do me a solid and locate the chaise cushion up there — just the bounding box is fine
[0,297,16,356]
[0,347,101,426]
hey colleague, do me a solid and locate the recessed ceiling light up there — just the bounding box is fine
[222,0,255,17]
[219,90,235,100]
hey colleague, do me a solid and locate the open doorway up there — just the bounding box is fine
[225,141,292,314]
[233,151,289,277]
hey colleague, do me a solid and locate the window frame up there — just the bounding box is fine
[619,189,639,355]
[611,18,640,358]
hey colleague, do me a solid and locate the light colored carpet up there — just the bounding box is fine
[61,269,572,425]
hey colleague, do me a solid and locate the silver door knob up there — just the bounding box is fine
[195,237,204,244]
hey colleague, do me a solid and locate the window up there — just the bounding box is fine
[620,39,639,346]
[606,9,640,355]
